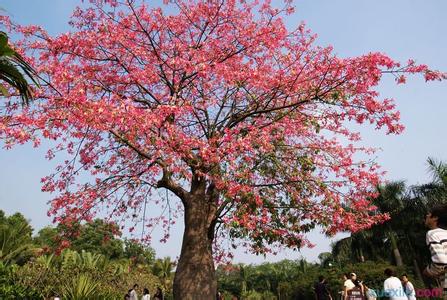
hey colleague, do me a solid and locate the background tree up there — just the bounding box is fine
[34,226,59,252]
[35,219,125,259]
[123,239,155,265]
[152,256,174,292]
[1,0,445,298]
[0,210,36,265]
[0,32,38,103]
[373,182,406,266]
[415,157,447,204]
[68,219,124,260]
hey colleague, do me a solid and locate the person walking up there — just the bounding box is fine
[384,268,407,300]
[423,204,447,299]
[314,275,333,300]
[401,274,416,300]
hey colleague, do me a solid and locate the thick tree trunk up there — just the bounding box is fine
[173,197,217,300]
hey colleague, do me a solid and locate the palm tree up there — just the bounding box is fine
[373,181,407,266]
[0,216,36,265]
[416,157,447,204]
[152,257,174,291]
[0,31,39,104]
[332,182,406,265]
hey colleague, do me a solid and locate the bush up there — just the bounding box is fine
[13,250,161,298]
[0,262,42,299]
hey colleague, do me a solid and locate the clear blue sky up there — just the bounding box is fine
[1,0,446,263]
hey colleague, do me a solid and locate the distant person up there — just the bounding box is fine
[423,204,447,296]
[153,287,164,300]
[400,274,416,300]
[129,284,139,300]
[216,291,223,300]
[142,288,151,300]
[339,274,348,300]
[363,283,377,300]
[346,279,363,300]
[314,275,333,300]
[343,273,356,300]
[384,268,407,300]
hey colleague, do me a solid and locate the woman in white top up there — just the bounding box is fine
[142,288,151,300]
[400,275,416,300]
[384,268,407,300]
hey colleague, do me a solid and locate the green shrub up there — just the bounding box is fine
[0,262,42,299]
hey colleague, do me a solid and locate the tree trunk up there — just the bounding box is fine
[389,232,403,266]
[173,196,217,300]
[405,234,424,284]
[413,258,424,284]
[358,248,365,263]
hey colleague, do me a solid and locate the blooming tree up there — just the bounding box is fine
[0,0,445,297]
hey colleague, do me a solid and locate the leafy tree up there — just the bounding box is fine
[332,182,407,265]
[152,257,175,292]
[68,220,124,260]
[415,157,447,204]
[0,210,36,265]
[123,239,155,265]
[35,220,125,259]
[34,226,59,251]
[373,182,406,266]
[318,252,333,268]
[0,32,38,104]
[2,1,445,297]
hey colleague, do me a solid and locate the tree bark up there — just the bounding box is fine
[173,195,217,300]
[389,232,403,266]
[413,258,424,284]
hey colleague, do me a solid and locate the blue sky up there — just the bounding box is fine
[0,0,446,263]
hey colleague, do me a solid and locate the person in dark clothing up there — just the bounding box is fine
[153,287,164,300]
[314,275,333,300]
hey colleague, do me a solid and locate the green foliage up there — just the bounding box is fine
[0,211,36,265]
[15,249,160,299]
[242,289,277,300]
[152,256,174,294]
[0,31,39,104]
[67,219,125,260]
[34,226,59,250]
[217,260,424,300]
[0,262,42,299]
[63,274,99,300]
[124,238,155,265]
